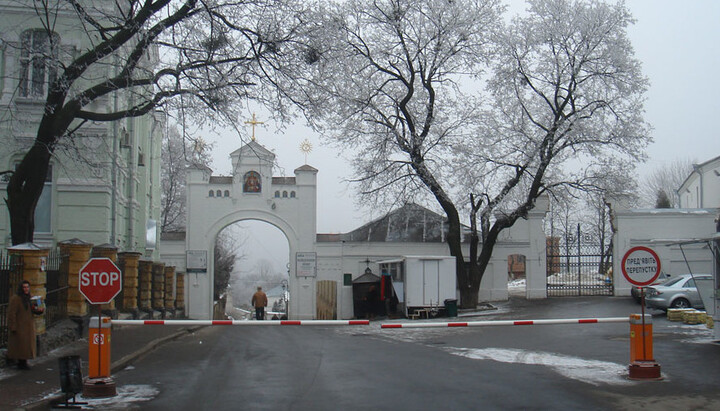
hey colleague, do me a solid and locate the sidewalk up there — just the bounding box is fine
[0,322,202,410]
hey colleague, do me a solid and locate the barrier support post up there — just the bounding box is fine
[83,312,117,397]
[628,313,662,380]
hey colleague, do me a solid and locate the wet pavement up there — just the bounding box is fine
[0,322,201,410]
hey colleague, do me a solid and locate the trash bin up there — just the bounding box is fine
[59,355,83,394]
[444,299,458,317]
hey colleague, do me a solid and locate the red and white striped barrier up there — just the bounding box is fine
[112,319,370,326]
[380,317,629,329]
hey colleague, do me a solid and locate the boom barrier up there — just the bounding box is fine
[380,317,629,329]
[112,319,370,326]
[111,317,629,328]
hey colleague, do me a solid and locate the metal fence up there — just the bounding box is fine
[547,225,613,297]
[1,251,24,349]
[45,248,69,328]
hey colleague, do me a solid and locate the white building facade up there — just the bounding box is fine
[0,1,163,256]
[612,154,720,296]
[678,155,720,209]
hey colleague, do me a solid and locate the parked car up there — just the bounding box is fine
[644,274,712,311]
[630,272,671,303]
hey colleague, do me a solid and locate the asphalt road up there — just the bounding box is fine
[93,297,720,410]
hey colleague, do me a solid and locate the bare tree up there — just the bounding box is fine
[453,0,650,305]
[640,158,695,208]
[298,0,504,307]
[300,0,650,307]
[160,126,212,232]
[2,0,308,245]
[214,230,239,301]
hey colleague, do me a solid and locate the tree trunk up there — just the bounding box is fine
[7,144,52,245]
[461,194,484,308]
[409,159,470,307]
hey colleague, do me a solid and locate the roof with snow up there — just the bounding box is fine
[352,271,381,284]
[321,203,471,243]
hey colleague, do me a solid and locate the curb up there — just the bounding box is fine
[20,326,204,411]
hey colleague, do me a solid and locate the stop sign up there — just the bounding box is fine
[79,258,122,304]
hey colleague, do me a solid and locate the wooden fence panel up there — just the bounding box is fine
[316,280,337,320]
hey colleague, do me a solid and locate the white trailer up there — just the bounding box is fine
[379,256,457,317]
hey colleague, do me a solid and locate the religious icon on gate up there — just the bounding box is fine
[243,171,261,193]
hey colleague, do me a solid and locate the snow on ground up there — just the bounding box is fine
[0,366,14,381]
[443,347,635,386]
[71,384,159,409]
[664,323,716,344]
[508,279,526,289]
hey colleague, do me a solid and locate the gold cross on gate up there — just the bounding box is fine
[244,112,264,141]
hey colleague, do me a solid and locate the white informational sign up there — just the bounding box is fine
[187,250,208,273]
[296,252,317,277]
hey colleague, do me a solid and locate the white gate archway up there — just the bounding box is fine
[185,141,318,319]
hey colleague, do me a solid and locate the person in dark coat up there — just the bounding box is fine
[251,286,268,320]
[7,280,44,370]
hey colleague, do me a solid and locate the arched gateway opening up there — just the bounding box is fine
[218,220,290,320]
[184,140,318,320]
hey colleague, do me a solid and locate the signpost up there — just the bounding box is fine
[78,258,121,397]
[621,246,662,379]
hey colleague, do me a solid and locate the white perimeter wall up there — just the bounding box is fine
[612,207,718,296]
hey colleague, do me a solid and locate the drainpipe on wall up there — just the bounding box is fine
[110,80,119,245]
[128,115,136,250]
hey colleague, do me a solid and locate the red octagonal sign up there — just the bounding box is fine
[79,258,122,304]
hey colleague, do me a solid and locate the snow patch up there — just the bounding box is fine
[664,324,716,343]
[0,367,16,381]
[444,347,634,386]
[508,279,526,289]
[76,384,159,409]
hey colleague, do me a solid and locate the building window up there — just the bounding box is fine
[209,190,214,197]
[14,162,52,232]
[224,190,230,197]
[216,190,222,197]
[290,191,296,198]
[243,171,261,193]
[35,165,52,233]
[282,191,288,198]
[274,191,280,198]
[19,29,59,98]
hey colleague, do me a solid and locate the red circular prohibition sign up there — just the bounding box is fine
[621,246,661,286]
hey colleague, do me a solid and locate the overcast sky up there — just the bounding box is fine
[210,0,720,240]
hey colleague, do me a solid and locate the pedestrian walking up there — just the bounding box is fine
[6,280,44,370]
[251,286,268,320]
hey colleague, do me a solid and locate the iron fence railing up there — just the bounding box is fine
[1,251,24,349]
[45,248,69,328]
[547,225,613,297]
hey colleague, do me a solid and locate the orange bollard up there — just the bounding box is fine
[629,313,653,362]
[628,313,662,380]
[88,316,112,378]
[83,315,117,397]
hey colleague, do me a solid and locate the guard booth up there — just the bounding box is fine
[352,269,382,319]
